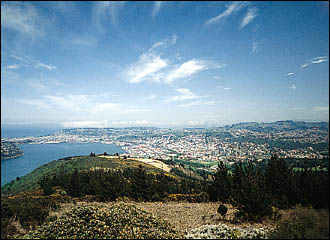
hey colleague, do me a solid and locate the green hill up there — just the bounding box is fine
[1,155,173,196]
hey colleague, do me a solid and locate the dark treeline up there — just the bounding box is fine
[208,155,329,221]
[38,155,328,222]
[39,165,207,202]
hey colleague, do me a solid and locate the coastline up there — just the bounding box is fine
[1,153,24,160]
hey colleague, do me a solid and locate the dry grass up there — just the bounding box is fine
[99,155,172,172]
[134,201,275,234]
[49,201,276,235]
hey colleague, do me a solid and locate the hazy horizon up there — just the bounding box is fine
[1,1,329,128]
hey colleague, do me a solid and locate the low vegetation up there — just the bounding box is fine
[1,154,328,239]
[269,205,329,239]
[14,203,183,239]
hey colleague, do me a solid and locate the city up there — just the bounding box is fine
[3,121,328,171]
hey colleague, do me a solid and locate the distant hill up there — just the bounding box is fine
[1,155,176,196]
[226,121,329,132]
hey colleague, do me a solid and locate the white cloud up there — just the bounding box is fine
[165,59,207,84]
[313,106,329,112]
[61,120,109,128]
[35,63,58,70]
[217,85,231,90]
[26,79,49,92]
[7,64,19,69]
[240,7,258,29]
[17,93,150,121]
[92,1,125,30]
[166,88,202,102]
[61,120,154,128]
[10,54,31,64]
[152,1,162,19]
[251,41,260,53]
[172,34,178,45]
[310,56,328,64]
[1,69,20,85]
[44,94,89,111]
[1,2,41,36]
[287,72,294,76]
[204,1,249,26]
[91,102,122,112]
[293,107,305,111]
[178,100,218,108]
[149,34,178,52]
[300,63,309,69]
[289,84,296,91]
[127,53,168,83]
[126,37,223,85]
[143,94,156,101]
[17,99,50,109]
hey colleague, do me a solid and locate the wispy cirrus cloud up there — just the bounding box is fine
[92,1,125,30]
[143,94,156,101]
[152,1,162,19]
[127,53,168,83]
[10,54,32,64]
[166,88,203,102]
[178,100,220,108]
[251,40,263,54]
[165,59,225,84]
[26,79,49,92]
[6,64,19,69]
[217,85,231,90]
[300,56,328,69]
[204,1,249,26]
[313,106,329,112]
[1,1,41,36]
[126,36,224,85]
[311,56,328,64]
[240,7,258,29]
[164,59,207,84]
[300,63,309,69]
[149,34,177,52]
[287,72,294,76]
[61,120,109,128]
[35,62,58,71]
[18,93,149,116]
[9,53,58,71]
[293,107,305,111]
[61,119,156,128]
[289,84,296,91]
[16,98,51,109]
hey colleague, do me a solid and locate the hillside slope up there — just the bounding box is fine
[1,155,174,195]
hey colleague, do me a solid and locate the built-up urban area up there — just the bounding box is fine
[2,121,328,170]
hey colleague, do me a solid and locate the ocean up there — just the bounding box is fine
[1,126,62,138]
[1,126,125,186]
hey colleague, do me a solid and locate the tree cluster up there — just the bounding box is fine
[208,155,329,222]
[39,165,207,202]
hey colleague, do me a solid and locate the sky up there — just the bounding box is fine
[1,1,329,128]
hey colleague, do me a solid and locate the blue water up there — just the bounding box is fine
[1,143,125,186]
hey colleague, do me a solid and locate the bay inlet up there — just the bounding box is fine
[1,142,125,186]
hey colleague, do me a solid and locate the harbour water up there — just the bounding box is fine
[1,142,125,186]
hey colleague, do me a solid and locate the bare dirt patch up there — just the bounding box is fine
[98,155,172,172]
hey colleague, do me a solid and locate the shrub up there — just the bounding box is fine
[217,204,228,218]
[185,223,271,239]
[16,203,183,239]
[269,205,329,239]
[166,192,209,203]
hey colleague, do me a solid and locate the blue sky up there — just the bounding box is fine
[1,1,329,128]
